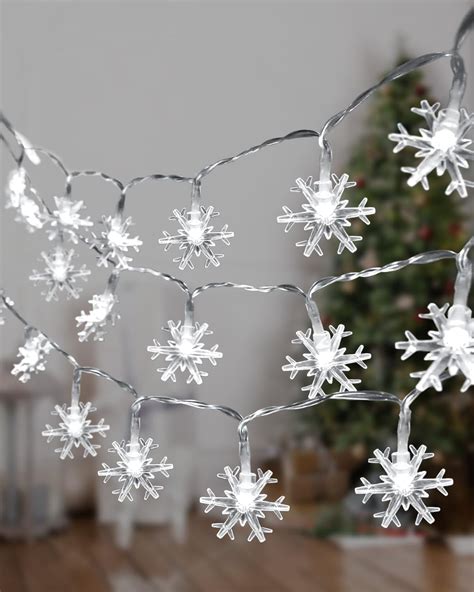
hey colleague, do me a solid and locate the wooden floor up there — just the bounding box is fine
[0,517,472,592]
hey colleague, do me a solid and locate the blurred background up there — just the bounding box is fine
[0,1,473,591]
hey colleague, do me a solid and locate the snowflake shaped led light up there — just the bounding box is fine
[355,445,453,528]
[159,206,234,270]
[30,246,90,301]
[93,214,142,268]
[389,100,474,197]
[278,174,375,256]
[11,332,52,383]
[396,303,474,392]
[147,320,222,384]
[98,437,173,502]
[283,324,371,398]
[200,466,289,543]
[76,292,119,342]
[5,167,27,208]
[48,196,93,242]
[42,401,109,459]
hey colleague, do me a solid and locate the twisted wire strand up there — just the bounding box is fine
[453,7,474,51]
[194,129,319,184]
[66,170,124,193]
[191,281,306,300]
[238,390,402,439]
[132,395,243,422]
[307,250,457,299]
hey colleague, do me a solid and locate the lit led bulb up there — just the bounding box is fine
[76,292,119,342]
[356,446,453,528]
[11,332,52,383]
[42,401,109,459]
[5,167,27,208]
[389,101,474,197]
[159,206,233,270]
[98,437,173,502]
[396,303,474,392]
[147,320,222,384]
[30,247,90,301]
[278,174,375,256]
[200,466,289,542]
[94,215,142,268]
[48,196,93,242]
[283,324,371,398]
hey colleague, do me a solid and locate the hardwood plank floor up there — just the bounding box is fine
[0,517,472,592]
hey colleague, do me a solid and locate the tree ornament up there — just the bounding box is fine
[30,246,90,301]
[11,331,52,383]
[389,100,474,197]
[159,206,233,270]
[283,324,371,398]
[42,401,109,459]
[278,174,375,256]
[98,437,173,502]
[396,303,474,392]
[48,196,93,242]
[355,445,453,528]
[200,466,289,542]
[93,214,142,268]
[147,320,222,384]
[76,291,119,342]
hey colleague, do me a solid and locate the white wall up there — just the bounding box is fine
[1,1,472,489]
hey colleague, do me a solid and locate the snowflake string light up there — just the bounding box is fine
[76,292,119,342]
[278,174,375,256]
[283,324,371,398]
[159,206,234,270]
[5,167,27,208]
[389,100,474,197]
[147,320,222,384]
[13,189,47,232]
[98,438,173,502]
[396,303,474,392]
[200,466,289,542]
[48,196,93,242]
[42,401,109,459]
[11,332,52,383]
[355,445,453,528]
[30,246,90,301]
[93,215,142,268]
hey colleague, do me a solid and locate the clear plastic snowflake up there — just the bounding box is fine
[355,445,453,528]
[283,324,371,398]
[5,167,27,208]
[98,437,173,502]
[11,332,52,383]
[159,206,234,270]
[76,292,119,342]
[42,401,109,460]
[200,466,289,543]
[277,174,375,256]
[93,214,142,268]
[147,320,222,384]
[14,189,47,232]
[389,100,474,197]
[30,246,90,301]
[396,303,474,392]
[48,196,93,242]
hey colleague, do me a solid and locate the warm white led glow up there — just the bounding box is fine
[431,128,458,151]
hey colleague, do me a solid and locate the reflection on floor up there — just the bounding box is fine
[0,516,472,592]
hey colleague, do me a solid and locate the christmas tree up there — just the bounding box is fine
[304,58,470,454]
